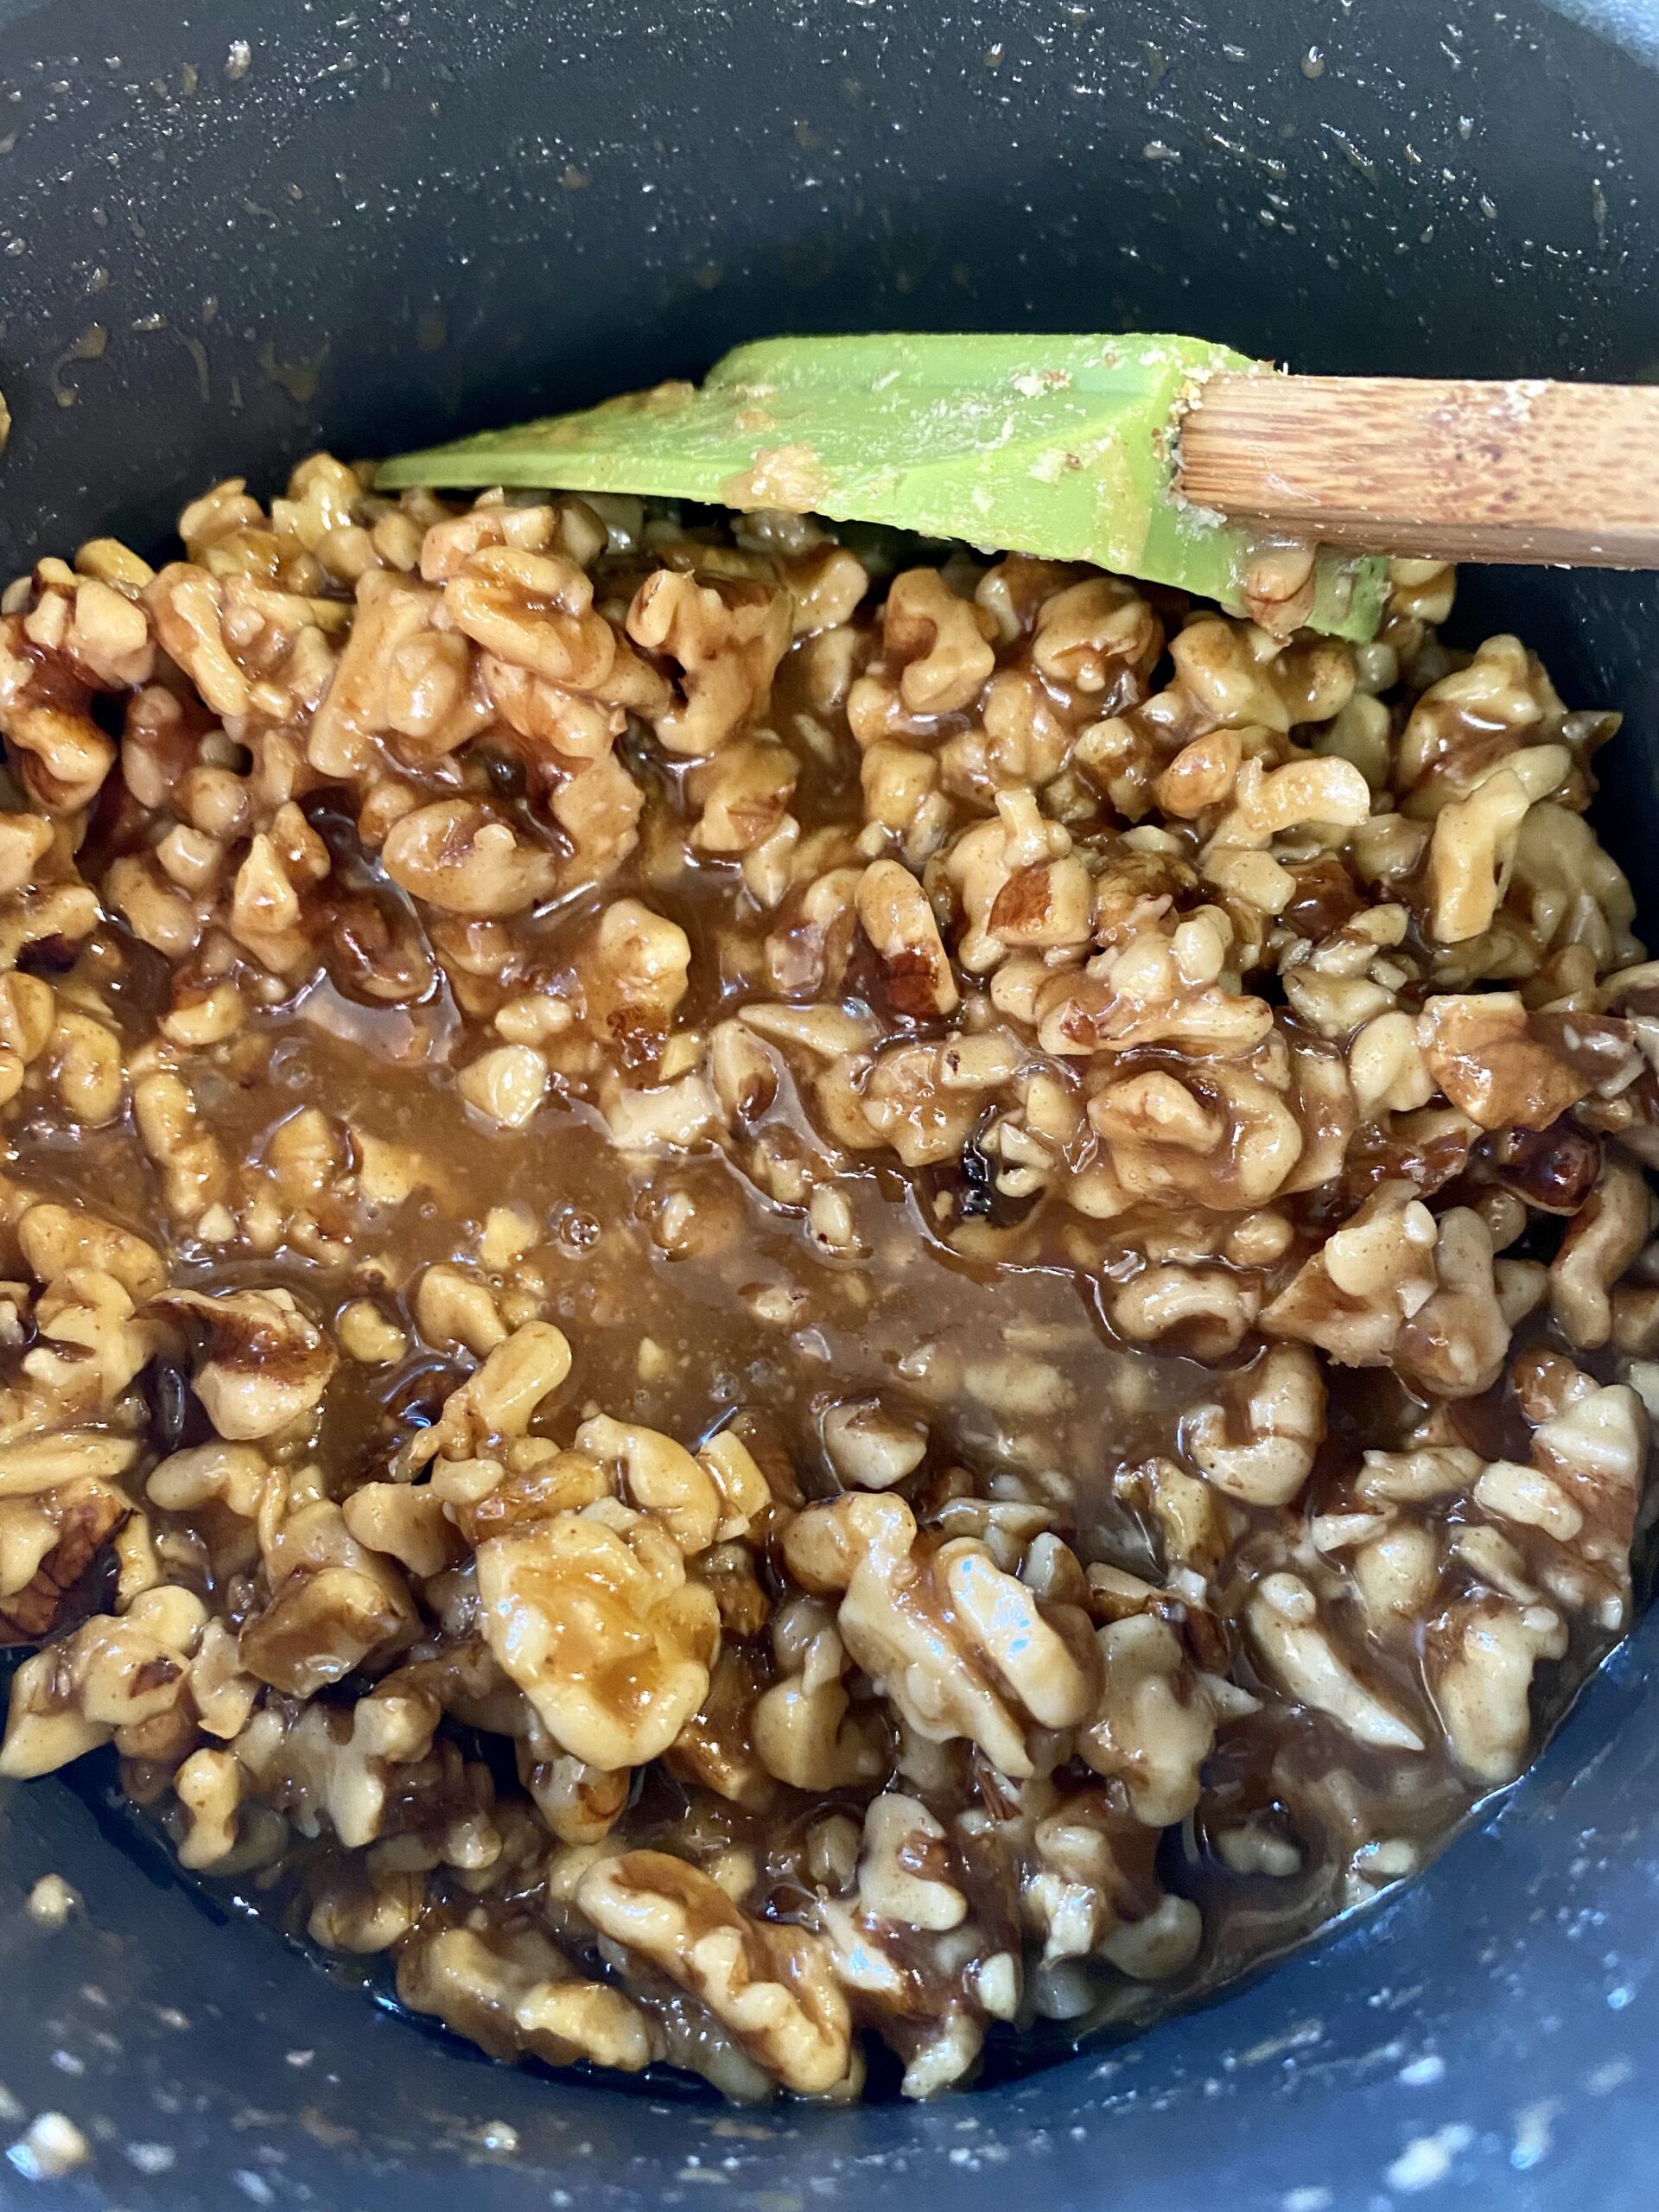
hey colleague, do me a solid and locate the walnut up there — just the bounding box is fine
[0,1585,206,1777]
[157,1287,337,1440]
[381,799,561,918]
[238,1503,417,1697]
[1078,1613,1217,1827]
[0,1478,128,1645]
[1260,1181,1439,1363]
[397,1918,653,2073]
[1549,1154,1652,1351]
[783,1492,1098,1779]
[1247,1572,1425,1751]
[577,1850,857,2095]
[1184,1343,1325,1506]
[1418,993,1586,1131]
[855,859,958,1020]
[1472,1371,1647,1631]
[1427,1593,1567,1784]
[626,569,791,755]
[1392,1207,1510,1397]
[476,1504,720,1770]
[752,1595,888,1791]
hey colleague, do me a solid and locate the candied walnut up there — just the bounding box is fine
[1418,993,1587,1131]
[1184,1343,1324,1506]
[874,566,996,715]
[784,1492,1098,1779]
[381,800,560,918]
[1473,1373,1647,1630]
[0,1478,128,1646]
[626,568,791,755]
[1424,747,1567,942]
[476,1504,720,1770]
[855,859,958,1020]
[1427,1594,1567,1784]
[577,1849,857,2095]
[404,1321,574,1472]
[443,546,616,688]
[575,1414,722,1554]
[1393,1207,1511,1399]
[1261,1181,1438,1363]
[821,1396,928,1491]
[156,1287,337,1440]
[1086,1058,1306,1213]
[1549,1155,1652,1351]
[238,1503,417,1697]
[397,1918,653,2073]
[752,1594,888,1791]
[4,703,118,815]
[17,1202,166,1300]
[578,899,691,1061]
[1078,1613,1217,1827]
[0,1585,206,1777]
[1106,1262,1262,1362]
[1247,1572,1425,1751]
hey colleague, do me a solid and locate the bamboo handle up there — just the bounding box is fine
[1178,375,1659,566]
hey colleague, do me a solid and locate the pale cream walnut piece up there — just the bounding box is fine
[173,1745,244,1869]
[457,1044,549,1128]
[577,1849,858,2096]
[380,799,561,918]
[751,1596,888,1791]
[820,1396,928,1491]
[397,1919,654,2073]
[476,1503,719,1770]
[132,1069,232,1228]
[1392,1208,1511,1399]
[1079,1612,1217,1827]
[1246,1572,1426,1751]
[574,1414,723,1554]
[0,1583,207,1777]
[1204,752,1371,855]
[1549,1155,1653,1351]
[1426,1594,1568,1784]
[1423,745,1571,943]
[1472,1375,1648,1630]
[1183,1343,1325,1506]
[403,1321,573,1472]
[16,1202,166,1301]
[1260,1181,1439,1363]
[156,1287,337,1440]
[783,1491,1098,1779]
[855,859,958,1018]
[578,899,692,1056]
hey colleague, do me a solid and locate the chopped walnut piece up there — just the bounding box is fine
[157,1286,337,1440]
[398,1918,654,2072]
[578,1850,857,2095]
[477,1505,720,1770]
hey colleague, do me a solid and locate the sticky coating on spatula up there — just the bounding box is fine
[376,333,1389,643]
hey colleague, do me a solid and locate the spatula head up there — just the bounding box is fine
[377,333,1388,641]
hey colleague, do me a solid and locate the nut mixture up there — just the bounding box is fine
[0,459,1654,2101]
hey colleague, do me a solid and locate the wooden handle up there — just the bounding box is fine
[1179,375,1659,566]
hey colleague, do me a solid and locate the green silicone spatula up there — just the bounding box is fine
[377,334,1659,643]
